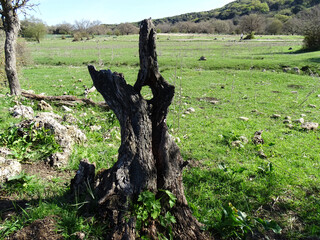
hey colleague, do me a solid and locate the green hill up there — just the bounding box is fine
[153,0,320,24]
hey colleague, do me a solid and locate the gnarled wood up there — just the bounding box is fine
[86,19,211,239]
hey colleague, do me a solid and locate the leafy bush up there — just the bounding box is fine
[244,32,255,40]
[0,124,61,161]
[134,190,177,239]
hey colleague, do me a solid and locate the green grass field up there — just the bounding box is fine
[0,33,320,239]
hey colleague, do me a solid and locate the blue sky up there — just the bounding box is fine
[29,0,234,26]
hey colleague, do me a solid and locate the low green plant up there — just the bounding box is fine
[214,202,281,239]
[1,171,36,194]
[0,124,61,161]
[134,190,177,240]
[244,32,255,40]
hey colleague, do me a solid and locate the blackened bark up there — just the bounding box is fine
[0,0,21,95]
[87,19,211,239]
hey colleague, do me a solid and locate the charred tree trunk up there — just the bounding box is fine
[87,19,210,239]
[0,0,21,95]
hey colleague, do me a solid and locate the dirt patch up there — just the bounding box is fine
[21,162,74,183]
[8,216,63,240]
[197,97,218,102]
[287,84,304,89]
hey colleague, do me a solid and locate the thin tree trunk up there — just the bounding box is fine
[1,0,21,95]
[84,19,211,239]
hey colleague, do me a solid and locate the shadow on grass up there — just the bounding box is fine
[0,187,109,239]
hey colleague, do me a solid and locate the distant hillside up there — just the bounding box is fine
[153,0,320,24]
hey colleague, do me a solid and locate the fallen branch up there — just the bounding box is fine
[21,91,109,109]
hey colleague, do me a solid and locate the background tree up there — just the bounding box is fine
[0,0,35,95]
[21,17,47,43]
[265,18,283,35]
[239,14,266,35]
[53,22,73,35]
[211,19,231,34]
[298,5,320,50]
[116,22,139,35]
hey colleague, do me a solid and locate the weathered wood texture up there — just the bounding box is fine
[87,19,210,239]
[21,91,109,109]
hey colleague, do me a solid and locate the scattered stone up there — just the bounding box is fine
[288,47,293,50]
[293,118,304,124]
[271,114,281,119]
[16,112,86,167]
[293,67,300,74]
[38,100,53,111]
[90,125,102,131]
[0,157,22,183]
[231,140,244,148]
[252,130,264,145]
[258,150,267,159]
[300,114,307,117]
[66,125,87,143]
[62,105,73,112]
[286,124,294,129]
[199,56,207,61]
[22,89,35,94]
[239,117,249,121]
[210,100,219,105]
[317,95,320,98]
[78,79,83,82]
[301,122,319,131]
[308,104,316,108]
[58,79,63,82]
[291,91,298,94]
[262,69,266,72]
[284,116,291,120]
[283,67,291,73]
[0,147,12,157]
[239,136,249,144]
[63,92,68,95]
[74,232,86,240]
[9,104,34,119]
[63,114,78,124]
[283,120,291,124]
[187,107,195,113]
[80,112,87,117]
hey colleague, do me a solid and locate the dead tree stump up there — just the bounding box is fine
[86,19,210,239]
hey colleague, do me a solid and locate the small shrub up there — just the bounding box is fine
[0,124,61,161]
[244,32,255,40]
[303,30,320,51]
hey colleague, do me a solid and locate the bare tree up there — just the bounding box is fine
[80,19,209,239]
[0,0,35,95]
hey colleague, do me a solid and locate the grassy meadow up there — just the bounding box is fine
[0,33,320,239]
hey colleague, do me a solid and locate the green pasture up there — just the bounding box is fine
[0,34,320,239]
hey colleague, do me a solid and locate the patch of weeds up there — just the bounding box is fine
[212,202,281,239]
[0,123,61,161]
[1,172,35,194]
[133,190,177,240]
